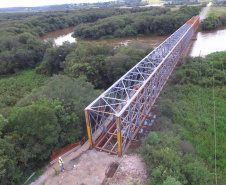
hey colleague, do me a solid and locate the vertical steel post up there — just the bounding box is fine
[84,109,93,148]
[116,116,122,156]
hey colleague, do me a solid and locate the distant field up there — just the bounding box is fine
[143,0,164,4]
[144,0,209,4]
[207,6,226,16]
[170,6,180,11]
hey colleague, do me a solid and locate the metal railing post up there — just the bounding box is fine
[116,116,122,156]
[84,109,93,148]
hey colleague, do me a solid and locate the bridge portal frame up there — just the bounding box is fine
[85,16,200,156]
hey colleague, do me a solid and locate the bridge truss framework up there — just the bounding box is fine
[85,16,200,156]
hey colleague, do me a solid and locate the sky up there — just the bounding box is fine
[0,0,116,8]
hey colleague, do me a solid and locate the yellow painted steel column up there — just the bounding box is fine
[84,110,93,148]
[116,116,122,156]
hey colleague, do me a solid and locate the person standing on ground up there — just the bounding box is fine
[58,157,65,172]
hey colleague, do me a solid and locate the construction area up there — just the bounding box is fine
[30,138,149,185]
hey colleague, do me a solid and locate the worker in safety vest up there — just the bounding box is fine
[58,157,65,171]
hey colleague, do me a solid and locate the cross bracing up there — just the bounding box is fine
[85,16,200,156]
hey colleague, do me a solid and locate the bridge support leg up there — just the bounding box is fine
[84,110,93,148]
[116,117,122,156]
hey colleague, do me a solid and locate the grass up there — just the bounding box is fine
[17,170,44,185]
[100,35,115,39]
[26,170,45,184]
[0,70,48,116]
[53,168,60,176]
[155,52,226,184]
[207,6,226,17]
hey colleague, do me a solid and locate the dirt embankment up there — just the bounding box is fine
[31,146,148,185]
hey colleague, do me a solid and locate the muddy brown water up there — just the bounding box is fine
[40,26,226,57]
[40,26,168,48]
[188,26,226,57]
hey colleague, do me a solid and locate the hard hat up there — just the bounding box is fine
[59,157,62,159]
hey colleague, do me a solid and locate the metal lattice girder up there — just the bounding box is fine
[84,16,200,156]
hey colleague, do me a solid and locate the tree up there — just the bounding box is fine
[36,42,77,76]
[16,75,101,139]
[106,53,130,83]
[122,25,137,36]
[9,105,61,162]
[61,42,114,88]
[0,137,22,185]
[162,176,182,185]
[0,114,7,137]
[139,129,213,185]
[15,49,34,69]
[201,15,222,30]
[41,75,101,134]
[0,51,15,74]
[0,117,22,185]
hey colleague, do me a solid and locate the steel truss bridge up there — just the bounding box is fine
[85,16,200,156]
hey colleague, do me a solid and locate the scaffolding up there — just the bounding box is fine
[84,16,200,156]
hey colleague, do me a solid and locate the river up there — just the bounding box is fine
[189,26,226,57]
[40,26,226,57]
[40,26,168,48]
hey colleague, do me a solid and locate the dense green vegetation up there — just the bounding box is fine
[201,5,226,30]
[201,13,226,30]
[0,7,150,36]
[138,52,226,184]
[0,74,102,184]
[60,41,153,88]
[74,6,201,39]
[0,39,153,184]
[0,70,48,116]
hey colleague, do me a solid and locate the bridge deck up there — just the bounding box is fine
[85,16,200,156]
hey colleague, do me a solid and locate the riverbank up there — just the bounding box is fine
[40,24,226,57]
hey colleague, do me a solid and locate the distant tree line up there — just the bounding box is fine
[0,7,153,37]
[74,6,202,39]
[164,0,200,6]
[0,0,148,12]
[213,0,226,6]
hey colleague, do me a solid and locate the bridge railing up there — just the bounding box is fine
[85,16,200,156]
